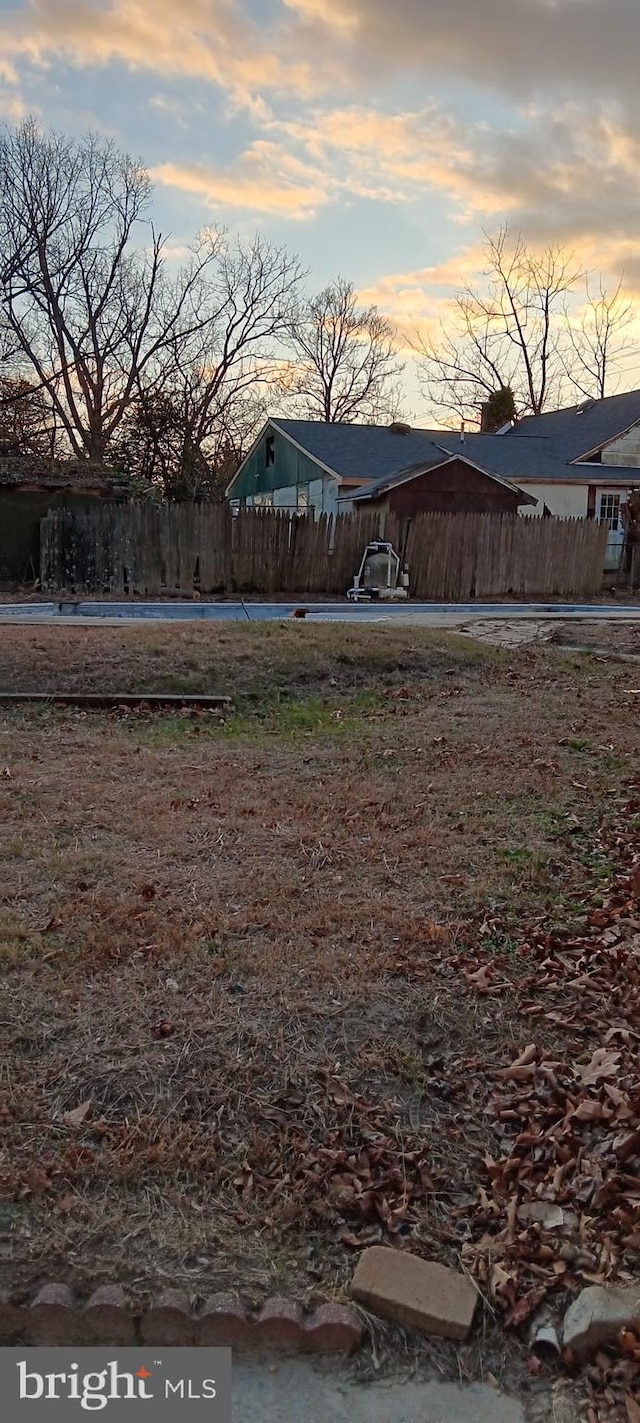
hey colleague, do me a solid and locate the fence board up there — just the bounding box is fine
[40,505,609,602]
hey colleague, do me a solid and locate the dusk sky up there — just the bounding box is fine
[3,0,640,413]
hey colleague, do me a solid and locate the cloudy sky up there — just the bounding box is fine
[3,0,640,408]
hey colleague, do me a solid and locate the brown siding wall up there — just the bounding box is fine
[382,459,521,518]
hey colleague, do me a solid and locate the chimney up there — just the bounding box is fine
[460,420,466,444]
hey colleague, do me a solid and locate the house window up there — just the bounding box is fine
[297,483,309,510]
[598,492,621,529]
[265,435,275,468]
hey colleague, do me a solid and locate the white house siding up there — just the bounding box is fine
[273,486,297,509]
[603,424,640,466]
[322,478,339,516]
[248,473,338,517]
[517,483,588,517]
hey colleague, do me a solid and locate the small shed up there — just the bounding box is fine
[341,454,536,519]
[0,456,116,584]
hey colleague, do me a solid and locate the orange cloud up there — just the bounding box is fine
[281,0,358,33]
[0,56,26,119]
[0,0,321,103]
[151,144,331,221]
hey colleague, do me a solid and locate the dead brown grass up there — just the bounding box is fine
[549,618,640,657]
[3,623,636,1321]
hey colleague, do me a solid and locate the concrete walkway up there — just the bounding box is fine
[233,1357,525,1423]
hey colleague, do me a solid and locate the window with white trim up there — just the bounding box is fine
[297,483,309,509]
[598,492,621,529]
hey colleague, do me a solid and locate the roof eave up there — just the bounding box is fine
[570,414,640,465]
[269,420,341,480]
[226,418,342,498]
[343,453,537,506]
[225,419,271,497]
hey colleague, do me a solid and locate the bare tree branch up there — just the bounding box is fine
[110,230,303,497]
[415,226,584,425]
[563,276,635,400]
[286,278,404,423]
[0,119,215,462]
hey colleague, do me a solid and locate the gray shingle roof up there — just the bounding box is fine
[271,417,640,489]
[510,388,640,461]
[271,419,452,481]
[342,450,534,504]
[432,432,629,484]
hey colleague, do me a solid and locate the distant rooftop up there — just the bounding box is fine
[0,455,115,489]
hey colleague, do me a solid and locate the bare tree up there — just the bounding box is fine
[286,278,404,423]
[0,374,58,455]
[563,277,635,401]
[0,119,210,463]
[111,385,265,500]
[162,230,302,468]
[111,230,301,496]
[417,227,583,425]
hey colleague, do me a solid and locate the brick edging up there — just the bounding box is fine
[0,1286,363,1353]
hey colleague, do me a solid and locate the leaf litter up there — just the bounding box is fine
[3,626,640,1417]
[455,778,640,1420]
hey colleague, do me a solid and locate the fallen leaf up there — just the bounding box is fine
[517,1202,565,1230]
[626,1396,640,1423]
[56,1193,76,1214]
[62,1100,91,1128]
[619,1330,640,1358]
[151,1019,175,1039]
[465,964,493,991]
[504,1287,547,1328]
[575,1047,621,1086]
[571,1100,612,1123]
[326,1077,356,1106]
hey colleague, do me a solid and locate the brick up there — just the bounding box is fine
[350,1248,478,1342]
[301,1303,364,1354]
[197,1293,253,1348]
[255,1299,304,1351]
[29,1284,79,1345]
[0,1290,25,1343]
[563,1285,640,1361]
[83,1285,136,1345]
[140,1290,195,1346]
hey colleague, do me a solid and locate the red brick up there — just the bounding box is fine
[197,1293,253,1348]
[83,1285,136,1345]
[0,1290,24,1342]
[141,1290,195,1346]
[301,1303,364,1354]
[350,1248,478,1342]
[29,1284,79,1344]
[256,1299,304,1351]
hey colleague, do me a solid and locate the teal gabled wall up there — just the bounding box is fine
[229,425,326,501]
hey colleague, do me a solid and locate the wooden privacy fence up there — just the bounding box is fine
[405,511,609,599]
[40,503,609,599]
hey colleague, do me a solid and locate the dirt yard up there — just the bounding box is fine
[3,622,639,1409]
[549,619,640,658]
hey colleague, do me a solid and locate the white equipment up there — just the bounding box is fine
[347,541,410,602]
